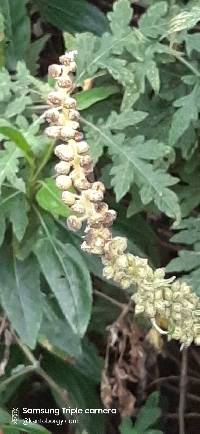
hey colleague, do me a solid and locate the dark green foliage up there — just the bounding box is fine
[1,0,200,433]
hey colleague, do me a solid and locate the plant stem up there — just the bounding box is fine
[14,333,68,405]
[94,289,126,309]
[176,55,200,76]
[178,348,188,434]
[0,366,36,393]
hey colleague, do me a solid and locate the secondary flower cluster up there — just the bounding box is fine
[45,51,200,347]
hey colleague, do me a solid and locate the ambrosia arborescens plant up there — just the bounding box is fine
[45,50,200,348]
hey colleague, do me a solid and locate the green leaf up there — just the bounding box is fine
[25,34,50,75]
[84,116,180,220]
[108,0,132,38]
[0,143,25,192]
[43,353,105,434]
[0,190,29,242]
[0,247,43,348]
[107,109,148,129]
[0,0,31,69]
[120,417,135,434]
[0,68,11,101]
[120,393,162,434]
[34,214,92,337]
[36,178,70,218]
[0,408,11,424]
[166,217,200,295]
[135,392,161,432]
[139,2,168,38]
[0,126,35,166]
[5,95,32,118]
[75,0,133,84]
[169,85,200,146]
[39,296,82,358]
[76,85,119,110]
[34,0,108,36]
[186,34,200,56]
[167,6,200,35]
[3,421,50,434]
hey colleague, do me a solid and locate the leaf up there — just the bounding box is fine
[0,408,11,424]
[166,217,200,295]
[139,2,168,38]
[167,6,200,35]
[76,85,119,110]
[5,95,32,118]
[75,0,133,84]
[34,0,108,36]
[3,421,50,434]
[39,296,82,359]
[36,178,70,218]
[34,213,92,337]
[0,0,31,69]
[169,85,200,146]
[108,0,132,38]
[0,143,25,192]
[25,34,50,75]
[0,68,11,101]
[107,109,148,129]
[84,116,180,220]
[0,247,43,348]
[0,126,35,166]
[42,353,105,434]
[186,34,200,56]
[0,190,29,242]
[120,393,162,434]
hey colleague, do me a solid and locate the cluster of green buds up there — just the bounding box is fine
[45,51,200,348]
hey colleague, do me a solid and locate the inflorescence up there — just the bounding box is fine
[44,51,200,348]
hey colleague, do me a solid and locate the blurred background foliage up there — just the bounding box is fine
[1,0,200,433]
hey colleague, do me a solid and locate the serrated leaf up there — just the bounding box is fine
[107,109,148,129]
[169,85,200,146]
[167,6,200,35]
[25,34,50,75]
[5,95,32,118]
[108,0,132,37]
[76,85,118,110]
[34,213,92,337]
[84,116,180,220]
[111,158,134,202]
[1,190,29,241]
[36,178,70,218]
[75,0,133,84]
[167,217,200,295]
[0,143,25,192]
[139,2,168,38]
[0,248,43,348]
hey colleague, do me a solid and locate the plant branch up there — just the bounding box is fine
[94,289,126,309]
[14,333,68,405]
[178,348,188,434]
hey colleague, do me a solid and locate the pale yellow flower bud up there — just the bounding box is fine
[62,191,76,206]
[54,144,74,161]
[56,175,72,190]
[67,215,82,232]
[55,161,71,175]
